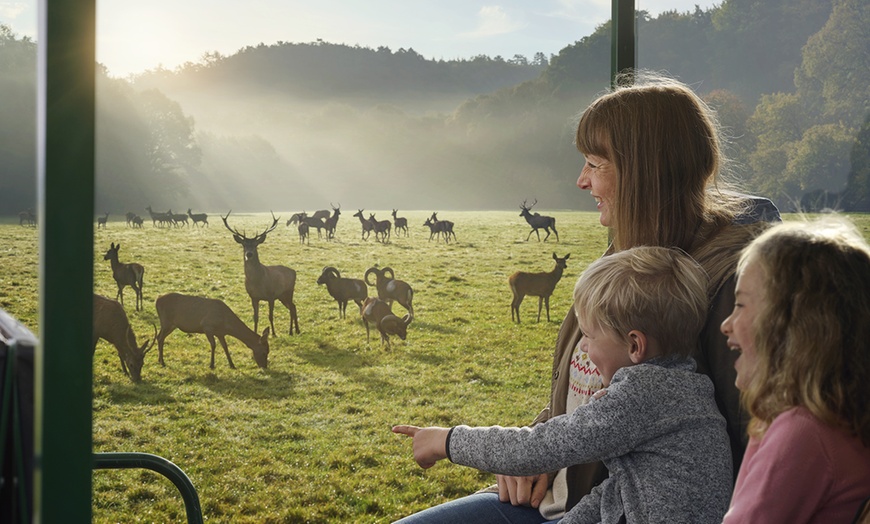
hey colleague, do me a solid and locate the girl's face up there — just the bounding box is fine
[577,154,616,227]
[578,320,632,387]
[720,259,764,390]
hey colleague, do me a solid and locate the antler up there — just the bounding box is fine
[222,210,245,238]
[222,210,280,240]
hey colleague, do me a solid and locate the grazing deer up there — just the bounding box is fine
[369,213,392,243]
[97,212,109,229]
[222,210,300,336]
[324,203,341,240]
[361,297,412,349]
[310,209,331,221]
[93,293,154,382]
[364,266,414,317]
[353,209,375,240]
[125,211,136,227]
[187,208,209,227]
[131,215,144,228]
[103,242,145,311]
[286,212,305,226]
[18,208,36,227]
[391,209,408,237]
[519,199,558,242]
[155,293,270,369]
[509,253,570,323]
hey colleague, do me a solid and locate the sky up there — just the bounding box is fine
[1,0,717,77]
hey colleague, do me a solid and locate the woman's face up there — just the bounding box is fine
[577,154,616,227]
[720,259,764,390]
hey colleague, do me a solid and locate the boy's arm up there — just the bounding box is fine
[392,425,451,469]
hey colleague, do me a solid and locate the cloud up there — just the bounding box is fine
[0,2,27,19]
[461,5,526,39]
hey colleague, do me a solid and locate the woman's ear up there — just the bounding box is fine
[627,330,648,363]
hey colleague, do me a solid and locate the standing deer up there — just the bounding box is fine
[125,211,136,227]
[369,213,392,243]
[187,208,209,227]
[131,215,144,228]
[103,242,145,311]
[168,209,189,227]
[155,293,270,369]
[509,253,570,323]
[93,293,154,382]
[324,203,341,240]
[364,266,414,317]
[298,220,310,245]
[222,211,300,336]
[428,212,456,243]
[97,212,109,229]
[391,209,408,237]
[519,199,558,242]
[353,209,375,240]
[18,208,36,227]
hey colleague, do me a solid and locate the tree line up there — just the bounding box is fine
[1,0,867,215]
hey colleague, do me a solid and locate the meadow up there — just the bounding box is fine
[3,211,869,523]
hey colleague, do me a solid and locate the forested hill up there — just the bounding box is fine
[133,43,547,108]
[3,0,867,215]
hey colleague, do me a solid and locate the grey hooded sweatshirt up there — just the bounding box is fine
[447,357,733,524]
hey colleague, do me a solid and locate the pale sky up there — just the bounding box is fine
[2,0,717,77]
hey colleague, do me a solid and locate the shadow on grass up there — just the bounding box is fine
[105,381,174,405]
[410,320,459,335]
[196,368,297,399]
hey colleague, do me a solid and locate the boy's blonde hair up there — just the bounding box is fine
[573,246,709,358]
[738,217,870,445]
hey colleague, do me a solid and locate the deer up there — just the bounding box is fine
[361,297,412,349]
[168,209,189,227]
[18,208,36,227]
[369,213,392,243]
[96,212,109,229]
[509,253,570,323]
[391,209,408,237]
[310,209,331,221]
[301,214,327,239]
[324,203,341,240]
[125,211,136,227]
[155,293,270,369]
[353,209,375,240]
[145,205,172,227]
[298,220,310,245]
[103,242,145,311]
[316,267,367,319]
[222,210,300,336]
[428,212,457,243]
[187,208,209,227]
[93,293,155,382]
[364,266,414,317]
[131,215,144,228]
[519,199,559,242]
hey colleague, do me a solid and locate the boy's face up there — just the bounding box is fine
[578,320,633,387]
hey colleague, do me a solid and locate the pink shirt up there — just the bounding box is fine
[724,406,870,524]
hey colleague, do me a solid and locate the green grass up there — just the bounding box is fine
[2,211,869,523]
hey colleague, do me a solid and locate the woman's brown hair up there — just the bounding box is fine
[575,71,742,252]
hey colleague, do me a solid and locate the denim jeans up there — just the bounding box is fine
[393,492,561,524]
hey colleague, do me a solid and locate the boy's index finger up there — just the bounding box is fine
[391,425,420,437]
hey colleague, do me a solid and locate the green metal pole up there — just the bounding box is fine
[35,0,96,521]
[611,0,636,87]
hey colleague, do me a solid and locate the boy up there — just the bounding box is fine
[393,246,733,524]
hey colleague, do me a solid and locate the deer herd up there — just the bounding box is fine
[87,200,567,382]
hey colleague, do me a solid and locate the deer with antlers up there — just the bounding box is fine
[155,292,270,369]
[509,252,570,323]
[93,293,155,382]
[222,211,300,336]
[103,242,145,311]
[519,199,559,242]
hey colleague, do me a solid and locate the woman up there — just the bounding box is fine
[394,71,778,524]
[720,218,870,523]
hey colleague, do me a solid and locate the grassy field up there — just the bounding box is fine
[1,210,607,523]
[2,211,869,523]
